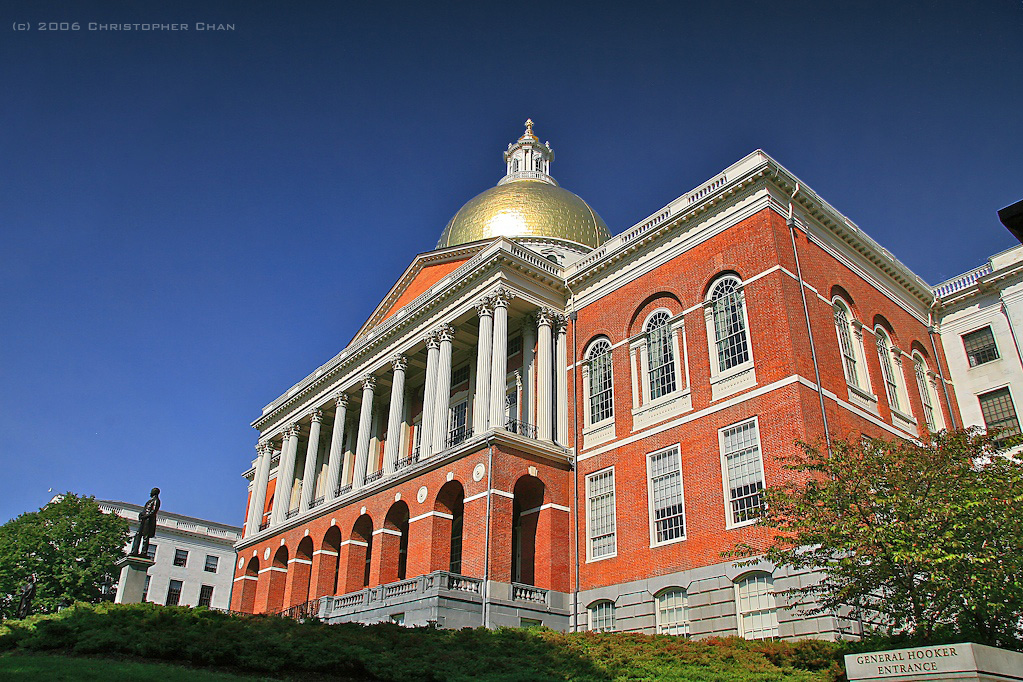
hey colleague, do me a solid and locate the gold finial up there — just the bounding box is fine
[524,118,534,137]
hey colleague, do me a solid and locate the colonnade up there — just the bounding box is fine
[244,289,570,537]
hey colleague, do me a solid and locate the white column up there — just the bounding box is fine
[246,442,271,536]
[536,309,554,441]
[353,376,376,489]
[340,414,355,488]
[420,333,440,459]
[384,355,408,474]
[270,425,299,525]
[325,393,349,499]
[473,299,494,433]
[489,289,512,428]
[555,316,569,445]
[521,317,535,428]
[432,324,455,452]
[299,410,323,513]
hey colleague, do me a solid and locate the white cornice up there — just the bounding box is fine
[253,239,568,432]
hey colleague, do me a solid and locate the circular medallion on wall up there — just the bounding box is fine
[417,486,428,503]
[473,462,486,482]
[238,557,245,570]
[263,547,271,561]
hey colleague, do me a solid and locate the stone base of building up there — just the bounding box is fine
[575,558,852,640]
[319,570,571,630]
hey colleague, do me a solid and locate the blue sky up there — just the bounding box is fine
[1,0,1020,525]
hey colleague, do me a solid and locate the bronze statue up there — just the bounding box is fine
[129,487,161,557]
[16,574,37,619]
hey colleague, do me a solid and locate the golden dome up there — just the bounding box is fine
[437,179,612,250]
[436,120,612,250]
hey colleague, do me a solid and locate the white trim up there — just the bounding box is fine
[409,510,454,523]
[232,575,258,583]
[579,374,800,461]
[287,558,313,565]
[258,566,288,574]
[464,488,514,503]
[373,528,403,537]
[340,539,368,548]
[313,549,339,557]
[519,502,570,516]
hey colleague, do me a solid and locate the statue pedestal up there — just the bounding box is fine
[114,555,154,604]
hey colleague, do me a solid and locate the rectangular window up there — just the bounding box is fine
[448,400,469,445]
[586,469,616,559]
[914,358,937,431]
[166,579,183,606]
[520,617,542,627]
[507,334,522,357]
[141,575,151,602]
[721,419,765,526]
[173,549,188,567]
[978,388,1021,440]
[657,589,690,635]
[963,327,999,367]
[451,364,470,386]
[145,543,157,560]
[648,447,685,543]
[197,584,214,607]
[204,555,219,573]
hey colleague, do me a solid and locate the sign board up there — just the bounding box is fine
[845,643,1023,681]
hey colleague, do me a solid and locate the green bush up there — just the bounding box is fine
[0,603,850,681]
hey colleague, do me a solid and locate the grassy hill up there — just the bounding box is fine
[0,603,845,681]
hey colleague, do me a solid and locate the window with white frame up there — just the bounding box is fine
[648,446,685,544]
[875,329,901,411]
[962,327,999,367]
[586,469,616,559]
[656,589,690,635]
[736,573,779,639]
[721,419,765,526]
[588,600,615,631]
[833,300,860,388]
[913,354,940,431]
[710,276,750,372]
[587,339,614,424]
[645,311,678,400]
[198,584,214,607]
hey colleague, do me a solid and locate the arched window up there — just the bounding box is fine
[588,600,615,632]
[535,157,543,172]
[710,276,750,372]
[656,588,690,635]
[512,159,520,172]
[645,311,677,400]
[587,339,614,424]
[913,353,941,431]
[876,328,901,411]
[735,573,779,639]
[833,299,860,388]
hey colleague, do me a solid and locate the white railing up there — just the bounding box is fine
[511,583,549,604]
[510,244,561,275]
[933,263,992,298]
[382,578,419,599]
[333,591,367,610]
[445,574,483,594]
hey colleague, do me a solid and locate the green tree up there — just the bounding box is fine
[732,429,1023,649]
[0,493,129,618]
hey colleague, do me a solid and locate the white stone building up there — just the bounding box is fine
[934,244,1023,439]
[98,499,241,609]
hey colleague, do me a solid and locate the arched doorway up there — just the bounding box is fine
[381,501,410,584]
[435,480,465,574]
[239,557,259,613]
[314,525,342,598]
[287,536,314,606]
[345,514,373,593]
[511,475,545,585]
[266,546,289,613]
